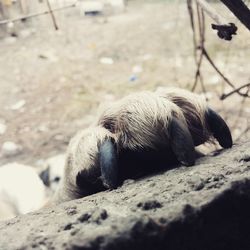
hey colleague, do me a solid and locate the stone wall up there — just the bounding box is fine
[0,141,250,250]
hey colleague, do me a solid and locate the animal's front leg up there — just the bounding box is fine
[76,138,119,191]
[51,127,118,204]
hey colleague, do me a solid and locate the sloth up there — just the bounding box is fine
[52,88,232,204]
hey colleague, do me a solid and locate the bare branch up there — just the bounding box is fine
[221,83,250,100]
[196,0,227,25]
[0,1,77,26]
[187,0,198,63]
[220,0,250,32]
[192,3,206,91]
[187,0,250,140]
[202,48,235,89]
[45,0,59,30]
[195,0,237,40]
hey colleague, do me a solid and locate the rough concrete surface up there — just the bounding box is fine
[0,141,250,250]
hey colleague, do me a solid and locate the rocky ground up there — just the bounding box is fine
[0,141,249,250]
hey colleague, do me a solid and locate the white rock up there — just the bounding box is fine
[38,125,49,132]
[100,57,114,65]
[0,123,6,135]
[132,65,143,74]
[1,141,22,157]
[141,54,152,61]
[10,99,26,110]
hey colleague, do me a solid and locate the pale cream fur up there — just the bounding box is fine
[155,87,207,124]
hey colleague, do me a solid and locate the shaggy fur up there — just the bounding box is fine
[156,87,210,145]
[52,88,232,204]
[98,92,187,150]
[53,127,115,203]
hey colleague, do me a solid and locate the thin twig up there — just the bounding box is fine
[221,83,250,100]
[192,52,203,91]
[198,8,208,100]
[45,0,58,30]
[187,0,250,141]
[202,48,235,89]
[203,48,250,98]
[196,0,227,25]
[187,0,250,100]
[191,2,206,92]
[220,0,250,31]
[187,0,198,64]
[0,1,78,25]
[196,0,237,40]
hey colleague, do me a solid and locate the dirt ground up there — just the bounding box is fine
[0,0,249,166]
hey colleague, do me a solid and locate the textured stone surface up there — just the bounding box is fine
[0,141,250,250]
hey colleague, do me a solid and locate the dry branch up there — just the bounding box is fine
[196,0,227,25]
[192,3,206,92]
[0,1,77,25]
[221,83,250,100]
[45,0,58,30]
[220,0,250,32]
[187,0,250,100]
[202,48,250,99]
[195,0,237,40]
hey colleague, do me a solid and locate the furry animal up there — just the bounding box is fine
[39,154,65,193]
[0,163,47,220]
[52,88,232,204]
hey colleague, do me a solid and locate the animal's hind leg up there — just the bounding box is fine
[169,117,195,166]
[99,138,119,189]
[205,108,233,148]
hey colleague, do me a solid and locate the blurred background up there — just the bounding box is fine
[0,0,249,219]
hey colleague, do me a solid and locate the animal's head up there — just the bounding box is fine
[39,155,65,193]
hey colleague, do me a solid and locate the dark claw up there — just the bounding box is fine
[205,107,233,148]
[169,117,195,166]
[99,138,118,189]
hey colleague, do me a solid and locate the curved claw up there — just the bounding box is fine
[205,108,233,148]
[169,117,195,166]
[99,138,118,189]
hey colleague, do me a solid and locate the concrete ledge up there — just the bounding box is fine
[0,141,250,250]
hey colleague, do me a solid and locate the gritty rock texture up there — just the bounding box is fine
[0,141,250,250]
